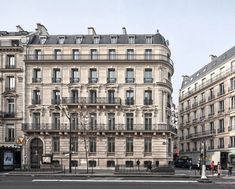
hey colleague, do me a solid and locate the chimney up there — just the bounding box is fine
[36,23,49,36]
[16,25,24,32]
[88,27,96,35]
[209,54,217,62]
[122,27,127,35]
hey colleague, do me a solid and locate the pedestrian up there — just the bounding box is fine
[217,162,221,177]
[228,162,233,176]
[210,161,215,176]
[146,161,152,172]
[189,160,192,171]
[197,159,201,172]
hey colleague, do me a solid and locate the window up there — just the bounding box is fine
[219,119,224,133]
[230,136,235,148]
[111,36,117,44]
[144,90,152,105]
[126,68,134,83]
[107,137,115,153]
[6,98,14,117]
[126,113,134,130]
[35,50,42,60]
[90,113,97,130]
[108,113,115,130]
[71,137,78,152]
[108,49,116,60]
[89,160,96,167]
[230,116,235,130]
[128,36,135,44]
[144,113,152,130]
[144,138,152,153]
[93,36,100,44]
[146,36,152,44]
[219,138,224,148]
[201,78,206,86]
[6,76,15,91]
[89,68,98,83]
[52,113,60,130]
[52,68,61,83]
[5,124,15,142]
[52,137,60,152]
[209,104,214,115]
[89,137,96,153]
[91,49,98,60]
[40,36,47,44]
[209,139,214,149]
[72,49,79,60]
[219,100,224,112]
[32,90,41,104]
[127,49,134,60]
[71,90,78,103]
[32,112,40,130]
[58,36,65,44]
[231,96,235,109]
[54,49,62,60]
[71,68,79,83]
[107,160,115,167]
[126,137,133,153]
[107,68,116,83]
[210,122,214,133]
[6,55,15,68]
[75,36,83,44]
[33,68,41,83]
[71,113,79,130]
[145,49,152,60]
[90,90,97,104]
[144,68,153,83]
[126,90,134,105]
[230,77,235,91]
[219,83,225,95]
[108,90,115,104]
[52,90,60,104]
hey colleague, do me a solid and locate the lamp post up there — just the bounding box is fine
[201,140,207,179]
[55,105,72,173]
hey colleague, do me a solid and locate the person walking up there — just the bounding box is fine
[210,161,215,176]
[217,162,221,177]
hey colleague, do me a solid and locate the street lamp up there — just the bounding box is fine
[201,140,207,179]
[54,105,72,173]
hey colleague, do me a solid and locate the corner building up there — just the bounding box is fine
[179,47,235,168]
[22,24,175,169]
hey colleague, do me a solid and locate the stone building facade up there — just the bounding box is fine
[179,47,235,168]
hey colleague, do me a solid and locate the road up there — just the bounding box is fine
[0,176,234,189]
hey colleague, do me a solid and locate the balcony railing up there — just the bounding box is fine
[62,97,121,105]
[5,64,16,69]
[0,111,22,118]
[22,123,177,134]
[5,137,15,142]
[217,91,226,97]
[144,78,153,83]
[125,78,135,83]
[228,126,235,131]
[70,77,80,83]
[51,99,61,104]
[88,77,98,83]
[228,87,235,92]
[25,54,174,65]
[52,78,61,83]
[107,77,116,83]
[32,78,42,83]
[187,129,216,139]
[125,99,134,105]
[217,145,224,149]
[144,99,153,105]
[5,87,15,92]
[32,99,41,105]
[208,94,215,101]
[192,102,198,108]
[217,128,225,133]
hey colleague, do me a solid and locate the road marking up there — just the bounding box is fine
[32,179,198,183]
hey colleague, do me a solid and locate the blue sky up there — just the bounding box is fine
[1,0,235,105]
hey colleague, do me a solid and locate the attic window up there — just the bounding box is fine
[196,73,200,77]
[190,77,193,81]
[146,36,152,44]
[111,36,117,44]
[94,36,100,44]
[128,36,135,44]
[39,36,47,44]
[203,68,207,72]
[76,36,83,44]
[58,36,65,44]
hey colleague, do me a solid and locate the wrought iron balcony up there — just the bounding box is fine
[62,97,121,105]
[51,99,61,105]
[144,78,153,83]
[186,129,216,139]
[5,64,16,69]
[0,111,22,119]
[217,128,225,133]
[32,77,42,83]
[70,77,80,83]
[125,78,135,83]
[88,77,98,83]
[208,94,215,101]
[144,99,153,105]
[125,99,134,105]
[217,144,224,149]
[107,77,116,83]
[52,77,61,83]
[5,87,15,92]
[5,137,15,142]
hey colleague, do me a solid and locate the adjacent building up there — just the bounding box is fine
[179,47,235,168]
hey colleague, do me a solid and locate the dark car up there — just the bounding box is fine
[174,159,191,168]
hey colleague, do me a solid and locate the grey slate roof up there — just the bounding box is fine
[29,34,167,45]
[181,45,235,88]
[0,31,29,36]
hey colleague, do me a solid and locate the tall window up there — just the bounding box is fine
[93,36,100,44]
[209,104,214,115]
[107,68,116,83]
[144,68,153,83]
[71,113,79,130]
[5,124,15,142]
[126,137,133,153]
[127,49,134,60]
[33,68,41,83]
[126,90,134,105]
[144,138,152,153]
[144,113,152,130]
[111,36,117,44]
[71,68,79,83]
[230,116,235,130]
[89,137,96,153]
[126,113,134,131]
[145,49,152,60]
[7,98,15,117]
[108,90,115,104]
[52,137,60,152]
[219,138,224,148]
[90,90,97,104]
[108,49,116,60]
[146,36,152,44]
[90,113,97,130]
[219,100,224,112]
[71,90,78,103]
[6,76,15,91]
[108,113,115,130]
[231,96,235,109]
[32,112,40,130]
[54,49,62,60]
[107,137,115,153]
[128,36,135,44]
[75,36,83,44]
[210,122,214,133]
[230,77,235,91]
[144,90,152,105]
[209,139,214,149]
[230,136,235,148]
[89,68,98,83]
[6,55,15,68]
[126,68,134,83]
[72,49,79,60]
[52,113,60,130]
[52,68,61,83]
[32,90,41,104]
[71,137,78,152]
[219,119,224,133]
[209,88,214,100]
[219,83,225,95]
[35,49,42,60]
[91,49,98,60]
[52,90,60,104]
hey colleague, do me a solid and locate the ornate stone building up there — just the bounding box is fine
[179,47,235,168]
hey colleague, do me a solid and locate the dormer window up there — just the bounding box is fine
[146,36,152,44]
[94,36,100,44]
[111,36,117,44]
[58,36,65,44]
[76,36,83,44]
[11,40,19,46]
[39,36,47,44]
[128,36,135,44]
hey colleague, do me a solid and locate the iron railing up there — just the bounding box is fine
[62,97,121,105]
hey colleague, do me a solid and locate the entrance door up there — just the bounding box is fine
[220,152,228,169]
[30,138,43,168]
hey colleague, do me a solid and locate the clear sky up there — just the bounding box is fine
[1,0,235,105]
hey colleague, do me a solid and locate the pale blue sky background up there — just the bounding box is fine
[1,0,235,105]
